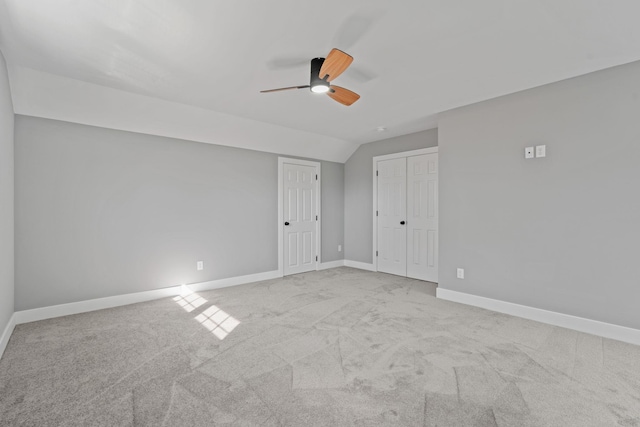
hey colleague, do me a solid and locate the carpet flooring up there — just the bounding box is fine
[1,267,639,426]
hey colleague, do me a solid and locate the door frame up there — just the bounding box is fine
[372,147,438,272]
[278,157,322,277]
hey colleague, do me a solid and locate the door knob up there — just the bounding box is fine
[284,222,290,226]
[400,221,405,225]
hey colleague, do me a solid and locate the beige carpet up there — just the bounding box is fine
[1,267,639,426]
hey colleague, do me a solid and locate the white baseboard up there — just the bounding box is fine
[14,269,281,325]
[344,260,376,272]
[0,313,16,359]
[437,288,640,346]
[188,270,280,293]
[318,260,345,270]
[14,286,182,325]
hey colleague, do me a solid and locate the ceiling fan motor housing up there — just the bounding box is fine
[310,57,330,93]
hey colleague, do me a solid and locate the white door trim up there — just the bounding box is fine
[278,157,321,276]
[372,147,438,272]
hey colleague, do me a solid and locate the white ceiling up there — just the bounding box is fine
[2,0,640,162]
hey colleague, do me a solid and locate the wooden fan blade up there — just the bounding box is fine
[260,85,310,93]
[327,85,360,106]
[319,48,353,82]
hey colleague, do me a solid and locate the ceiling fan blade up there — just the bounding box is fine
[327,85,360,106]
[260,85,310,93]
[319,48,353,82]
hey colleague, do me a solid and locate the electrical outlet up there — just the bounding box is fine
[196,261,204,271]
[536,145,546,158]
[457,268,465,279]
[525,147,534,159]
[338,244,342,252]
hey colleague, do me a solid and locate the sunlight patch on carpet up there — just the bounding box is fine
[195,305,240,340]
[173,290,208,313]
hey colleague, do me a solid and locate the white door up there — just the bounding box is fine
[283,163,317,275]
[407,154,438,282]
[377,158,407,276]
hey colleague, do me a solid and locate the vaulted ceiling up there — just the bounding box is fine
[2,1,640,162]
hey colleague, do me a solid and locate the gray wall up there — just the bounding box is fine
[0,52,14,333]
[344,130,438,263]
[15,116,344,310]
[439,60,640,330]
[321,161,344,262]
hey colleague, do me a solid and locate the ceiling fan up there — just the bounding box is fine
[260,48,361,106]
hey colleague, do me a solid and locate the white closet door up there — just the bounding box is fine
[407,153,438,282]
[283,163,317,276]
[377,158,407,276]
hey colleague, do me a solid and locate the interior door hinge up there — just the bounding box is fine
[376,251,378,256]
[316,215,318,220]
[316,256,318,261]
[315,174,318,180]
[376,210,378,216]
[376,170,378,176]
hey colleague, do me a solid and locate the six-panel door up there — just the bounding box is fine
[377,158,407,276]
[283,163,317,276]
[407,153,438,282]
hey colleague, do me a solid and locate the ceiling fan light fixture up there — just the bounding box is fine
[311,83,330,93]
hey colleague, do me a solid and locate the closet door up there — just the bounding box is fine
[377,158,407,276]
[407,154,438,282]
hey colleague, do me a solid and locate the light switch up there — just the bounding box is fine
[457,268,465,279]
[197,261,204,271]
[536,145,546,158]
[525,147,534,159]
